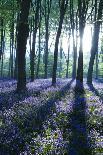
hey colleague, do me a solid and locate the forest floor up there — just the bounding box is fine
[0,78,103,155]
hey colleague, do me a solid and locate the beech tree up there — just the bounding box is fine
[44,0,52,78]
[30,0,40,82]
[87,0,103,84]
[70,0,77,79]
[76,0,89,84]
[52,0,68,86]
[17,0,31,91]
[36,0,42,78]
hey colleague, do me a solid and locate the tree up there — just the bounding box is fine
[52,0,68,86]
[17,0,31,91]
[87,0,103,84]
[66,33,70,78]
[30,0,40,82]
[36,0,42,78]
[76,0,89,84]
[9,0,15,78]
[44,0,52,78]
[0,18,4,77]
[70,0,77,79]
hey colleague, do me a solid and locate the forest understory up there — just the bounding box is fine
[0,78,103,155]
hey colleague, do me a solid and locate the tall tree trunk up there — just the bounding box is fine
[10,22,14,78]
[36,1,41,78]
[52,0,68,86]
[76,0,89,84]
[30,0,40,81]
[70,0,77,79]
[66,36,70,78]
[10,0,15,78]
[0,18,4,77]
[87,0,103,84]
[59,41,63,77]
[96,51,98,79]
[17,0,31,91]
[0,19,3,60]
[36,24,41,78]
[76,27,84,83]
[14,13,19,79]
[95,0,98,79]
[44,0,52,78]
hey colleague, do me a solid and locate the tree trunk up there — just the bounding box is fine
[44,0,52,78]
[17,0,31,91]
[10,1,15,78]
[0,18,4,77]
[52,0,68,86]
[96,51,98,79]
[59,41,63,78]
[30,0,40,81]
[10,21,14,78]
[76,28,84,83]
[66,37,70,78]
[0,19,3,60]
[36,25,41,78]
[87,0,103,84]
[76,0,89,84]
[36,1,41,78]
[70,0,77,79]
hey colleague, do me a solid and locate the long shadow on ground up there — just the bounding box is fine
[0,82,53,111]
[87,84,103,102]
[0,89,40,111]
[0,79,71,111]
[0,79,74,155]
[68,85,92,155]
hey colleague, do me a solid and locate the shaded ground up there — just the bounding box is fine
[0,79,70,111]
[0,78,103,155]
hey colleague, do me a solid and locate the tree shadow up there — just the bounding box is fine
[87,83,103,102]
[0,79,74,155]
[0,89,40,111]
[27,79,75,131]
[0,79,73,111]
[68,85,92,155]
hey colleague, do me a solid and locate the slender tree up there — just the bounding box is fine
[10,11,15,78]
[76,0,89,84]
[44,0,52,78]
[52,0,68,86]
[95,0,98,79]
[30,0,40,81]
[59,40,63,77]
[87,0,103,84]
[70,0,77,79]
[36,0,41,78]
[0,18,5,77]
[66,34,70,78]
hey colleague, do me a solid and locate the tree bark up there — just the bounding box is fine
[70,0,77,79]
[44,0,52,78]
[66,36,70,78]
[52,0,68,86]
[87,0,103,84]
[76,0,89,84]
[36,1,41,78]
[30,0,40,81]
[17,0,31,91]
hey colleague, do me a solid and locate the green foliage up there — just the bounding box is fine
[0,0,18,29]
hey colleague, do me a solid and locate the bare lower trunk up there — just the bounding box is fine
[17,0,30,91]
